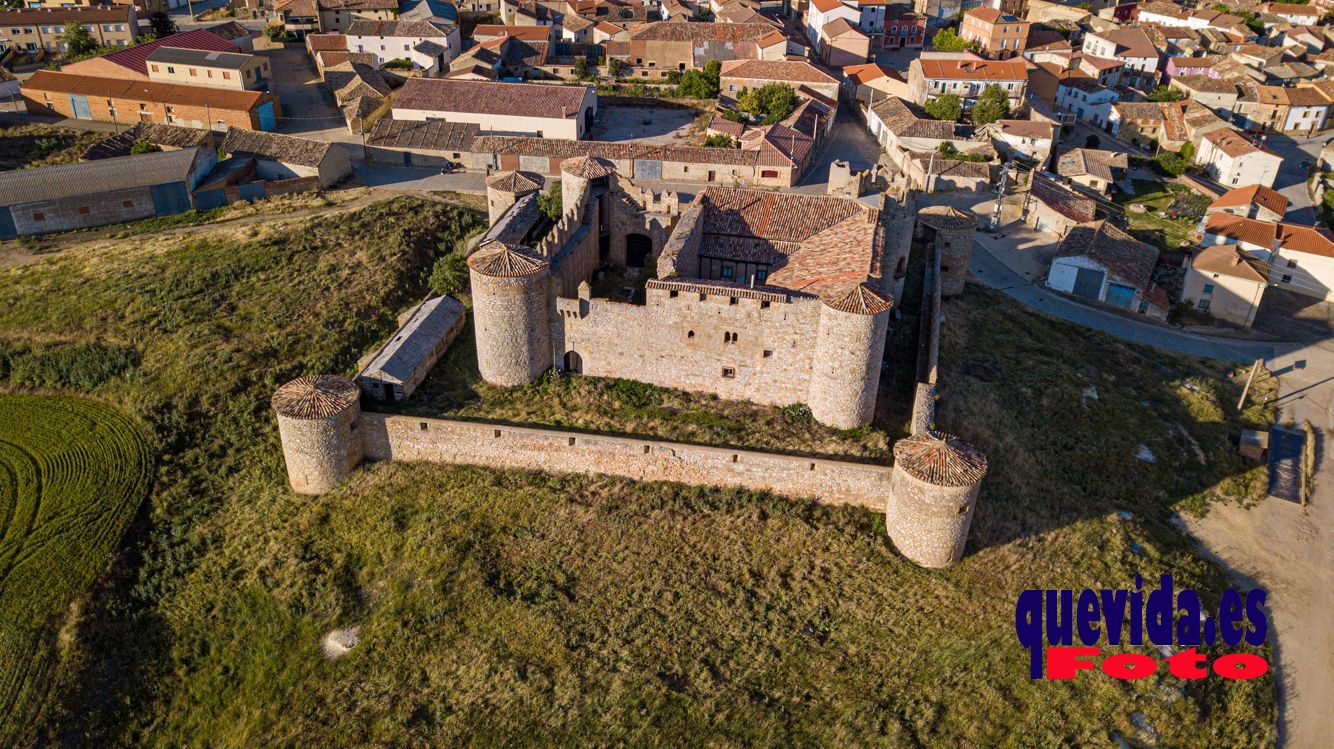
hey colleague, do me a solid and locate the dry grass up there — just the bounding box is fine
[0,125,104,171]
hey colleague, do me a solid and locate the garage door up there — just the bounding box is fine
[634,160,662,180]
[1072,267,1105,300]
[1106,282,1136,309]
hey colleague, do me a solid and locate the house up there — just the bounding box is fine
[344,19,461,75]
[1110,101,1188,150]
[980,118,1056,163]
[357,295,468,402]
[884,7,927,50]
[1055,148,1128,194]
[958,7,1029,59]
[362,118,478,166]
[1164,54,1224,80]
[1077,54,1124,87]
[1046,220,1169,317]
[392,78,596,139]
[1169,75,1239,118]
[914,0,964,28]
[1260,2,1321,25]
[145,47,271,91]
[907,54,1029,109]
[1080,27,1161,89]
[1197,129,1282,189]
[1027,175,1098,238]
[818,18,871,68]
[1056,75,1119,129]
[1182,244,1270,326]
[1135,2,1252,36]
[866,95,976,173]
[1279,86,1330,134]
[719,59,841,102]
[0,148,216,238]
[1205,184,1289,223]
[842,62,910,105]
[275,0,400,36]
[806,0,914,51]
[61,29,239,81]
[1024,30,1074,67]
[220,129,352,188]
[1279,25,1327,55]
[22,69,282,130]
[606,21,780,78]
[1203,213,1334,300]
[0,6,137,54]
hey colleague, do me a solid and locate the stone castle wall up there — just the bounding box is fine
[470,269,552,387]
[276,403,363,495]
[358,412,892,508]
[808,304,891,429]
[884,467,981,568]
[553,283,824,409]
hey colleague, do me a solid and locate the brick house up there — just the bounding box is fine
[0,6,137,54]
[22,69,283,130]
[959,7,1030,59]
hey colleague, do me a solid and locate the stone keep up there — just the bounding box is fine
[917,205,976,297]
[485,170,544,225]
[272,375,364,494]
[885,431,987,568]
[808,285,894,429]
[468,240,552,387]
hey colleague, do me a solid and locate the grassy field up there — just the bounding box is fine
[0,198,1278,746]
[1113,180,1208,255]
[0,125,105,171]
[0,394,152,746]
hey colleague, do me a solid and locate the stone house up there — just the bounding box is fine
[719,59,841,103]
[1055,148,1127,194]
[1205,184,1289,223]
[842,62,910,105]
[817,17,871,68]
[1046,220,1169,318]
[907,54,1030,110]
[1169,75,1239,118]
[220,129,352,188]
[980,118,1055,163]
[1080,27,1162,90]
[391,78,596,140]
[1182,245,1270,327]
[345,19,461,75]
[606,21,779,78]
[1056,75,1118,129]
[0,148,217,238]
[1026,176,1097,238]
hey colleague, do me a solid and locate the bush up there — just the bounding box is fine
[129,140,161,155]
[936,141,988,162]
[677,59,720,99]
[702,134,736,148]
[1147,85,1184,102]
[931,26,968,52]
[1153,150,1189,176]
[538,180,563,221]
[607,58,629,77]
[60,23,98,56]
[608,377,661,408]
[924,94,962,122]
[429,253,470,296]
[573,55,594,80]
[736,82,797,124]
[264,24,286,42]
[970,84,1010,125]
[149,11,177,39]
[383,58,414,70]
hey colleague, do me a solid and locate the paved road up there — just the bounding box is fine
[1261,132,1328,226]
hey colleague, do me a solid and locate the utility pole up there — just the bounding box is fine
[990,158,1011,230]
[1237,358,1263,411]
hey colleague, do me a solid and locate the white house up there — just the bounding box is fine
[1197,129,1282,189]
[981,118,1055,162]
[1056,77,1119,129]
[806,0,860,49]
[1280,86,1330,135]
[1046,220,1169,317]
[1203,213,1334,300]
[907,54,1030,109]
[1081,27,1161,89]
[345,19,461,76]
[1260,2,1321,26]
[392,78,597,139]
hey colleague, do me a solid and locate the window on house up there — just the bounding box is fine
[1203,283,1215,294]
[151,64,159,72]
[687,330,694,339]
[762,350,773,358]
[669,290,679,298]
[122,200,133,208]
[167,66,174,74]
[78,206,89,215]
[189,68,197,76]
[721,367,735,379]
[32,212,44,221]
[223,71,231,79]
[1282,274,1293,283]
[760,300,770,309]
[1198,299,1211,310]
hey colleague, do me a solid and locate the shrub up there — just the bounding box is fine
[573,55,594,80]
[970,84,1010,125]
[607,58,629,77]
[429,253,471,296]
[1147,85,1183,102]
[608,377,661,408]
[924,94,962,122]
[264,24,286,41]
[781,403,813,422]
[736,82,797,125]
[931,26,968,52]
[936,141,988,162]
[677,59,720,99]
[60,23,98,56]
[1153,150,1189,176]
[149,11,177,39]
[130,140,161,155]
[702,134,736,148]
[383,58,413,70]
[538,180,563,221]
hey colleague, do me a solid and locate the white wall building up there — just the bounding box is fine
[1197,130,1282,189]
[345,19,461,76]
[392,78,597,139]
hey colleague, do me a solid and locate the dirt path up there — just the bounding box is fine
[1177,340,1334,748]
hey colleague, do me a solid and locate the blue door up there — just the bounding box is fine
[238,183,266,202]
[0,206,15,239]
[257,101,276,131]
[1105,283,1136,309]
[150,183,191,216]
[68,94,91,120]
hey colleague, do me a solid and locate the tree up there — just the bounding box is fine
[970,84,1010,125]
[931,26,968,52]
[538,180,562,221]
[1179,140,1195,162]
[129,140,161,155]
[61,23,97,56]
[923,94,962,122]
[1147,85,1183,102]
[737,82,797,124]
[608,58,629,78]
[149,12,177,40]
[573,55,593,80]
[429,252,470,296]
[702,134,736,148]
[1153,150,1189,176]
[677,60,721,99]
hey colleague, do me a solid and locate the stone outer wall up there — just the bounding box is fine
[911,383,937,435]
[276,401,363,495]
[938,225,974,297]
[469,268,552,387]
[358,412,892,508]
[554,283,823,410]
[808,303,891,429]
[884,466,981,568]
[487,185,520,225]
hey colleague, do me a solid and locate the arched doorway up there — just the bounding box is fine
[564,350,583,374]
[626,233,653,268]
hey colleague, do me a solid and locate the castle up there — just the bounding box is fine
[272,159,990,569]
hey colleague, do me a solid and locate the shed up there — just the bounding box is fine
[357,296,468,402]
[220,129,351,188]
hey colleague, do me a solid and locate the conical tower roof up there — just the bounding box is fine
[893,431,988,487]
[272,375,359,419]
[467,240,547,278]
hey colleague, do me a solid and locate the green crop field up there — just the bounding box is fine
[0,394,152,745]
[0,197,1279,746]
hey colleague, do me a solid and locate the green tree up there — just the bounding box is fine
[149,11,177,39]
[129,140,161,155]
[702,134,736,148]
[1147,85,1183,102]
[573,55,593,80]
[737,82,797,124]
[923,93,963,122]
[1153,150,1189,176]
[60,23,97,56]
[677,60,721,99]
[931,26,968,52]
[970,84,1010,125]
[538,180,562,221]
[429,252,470,296]
[608,57,629,78]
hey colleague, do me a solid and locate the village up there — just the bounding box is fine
[0,0,1332,746]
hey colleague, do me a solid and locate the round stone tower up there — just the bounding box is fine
[917,205,976,297]
[468,240,552,387]
[485,170,544,225]
[885,431,988,568]
[560,155,617,217]
[271,375,363,495]
[807,284,893,429]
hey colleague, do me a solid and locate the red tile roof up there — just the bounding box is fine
[23,69,271,111]
[1205,213,1334,258]
[70,29,238,77]
[719,59,838,85]
[1209,185,1289,217]
[916,57,1029,82]
[393,78,592,119]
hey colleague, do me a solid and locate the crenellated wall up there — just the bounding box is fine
[358,412,892,509]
